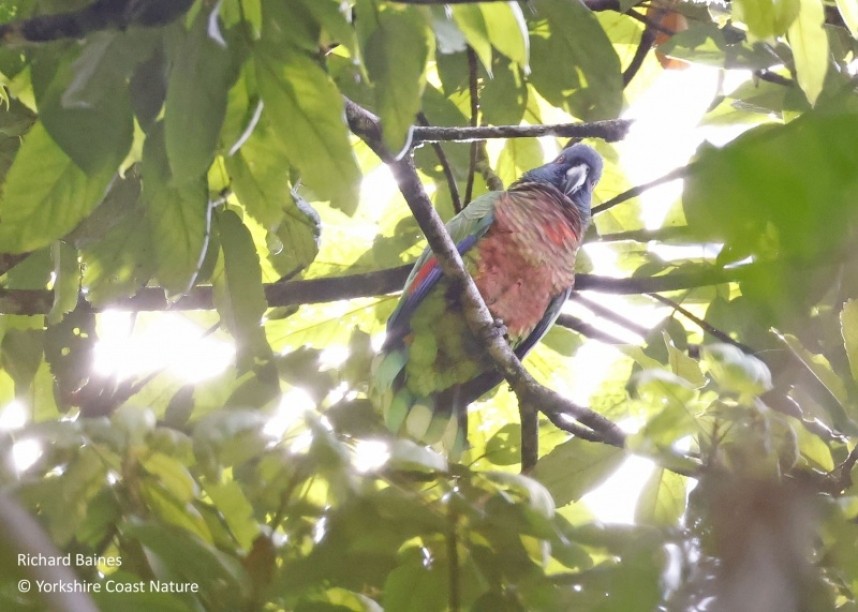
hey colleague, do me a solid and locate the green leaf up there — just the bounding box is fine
[841,299,858,382]
[0,123,114,253]
[213,208,272,367]
[255,49,360,213]
[734,0,800,38]
[0,328,43,393]
[451,5,493,73]
[531,437,625,506]
[79,177,155,305]
[165,8,240,181]
[142,122,210,296]
[787,0,829,105]
[663,331,706,388]
[124,521,249,605]
[142,451,198,504]
[836,0,858,37]
[31,43,133,176]
[530,0,622,120]
[495,137,543,186]
[773,331,848,405]
[356,1,433,156]
[382,556,446,612]
[298,0,358,56]
[47,241,79,325]
[203,481,259,550]
[480,2,529,71]
[480,53,527,126]
[635,468,686,526]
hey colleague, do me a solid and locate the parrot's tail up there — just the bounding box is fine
[370,350,469,458]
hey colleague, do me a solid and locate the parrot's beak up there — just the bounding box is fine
[563,164,589,196]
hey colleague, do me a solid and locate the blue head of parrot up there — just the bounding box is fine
[516,143,603,219]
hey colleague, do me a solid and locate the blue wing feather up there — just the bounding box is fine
[384,193,499,347]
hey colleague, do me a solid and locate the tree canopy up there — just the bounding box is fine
[2,0,858,610]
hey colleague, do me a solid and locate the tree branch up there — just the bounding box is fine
[0,0,194,45]
[413,120,632,144]
[0,265,748,315]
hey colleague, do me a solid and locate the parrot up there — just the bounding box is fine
[370,143,603,454]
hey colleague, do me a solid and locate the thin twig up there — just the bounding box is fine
[571,292,650,338]
[592,165,688,215]
[556,313,629,345]
[648,293,755,354]
[464,47,480,206]
[417,112,462,213]
[623,17,657,87]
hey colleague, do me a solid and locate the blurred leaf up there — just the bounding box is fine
[387,438,448,473]
[124,521,249,606]
[787,0,828,105]
[837,0,858,37]
[773,331,847,405]
[841,299,858,382]
[356,1,433,156]
[663,331,706,387]
[531,438,625,506]
[382,553,446,612]
[734,0,800,38]
[635,467,686,526]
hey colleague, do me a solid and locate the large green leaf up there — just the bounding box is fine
[529,0,622,120]
[0,123,114,253]
[31,39,134,176]
[356,0,433,156]
[254,49,360,213]
[787,0,829,106]
[142,122,210,296]
[165,8,241,182]
[225,115,321,277]
[734,0,800,38]
[212,208,272,368]
[531,438,625,507]
[480,2,529,71]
